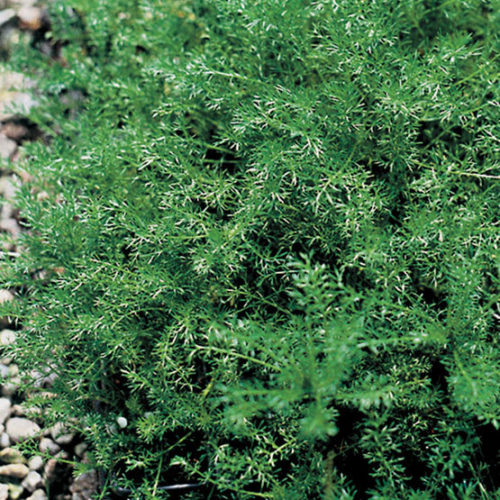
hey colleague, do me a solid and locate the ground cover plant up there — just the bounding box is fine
[1,0,499,497]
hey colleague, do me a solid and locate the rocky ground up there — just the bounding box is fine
[0,2,99,499]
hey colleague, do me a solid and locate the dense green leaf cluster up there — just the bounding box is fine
[1,0,499,497]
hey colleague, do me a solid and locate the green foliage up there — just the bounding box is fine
[1,0,499,497]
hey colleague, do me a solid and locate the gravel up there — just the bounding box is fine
[5,419,41,444]
[0,3,99,497]
[0,133,16,159]
[0,463,29,479]
[0,399,10,425]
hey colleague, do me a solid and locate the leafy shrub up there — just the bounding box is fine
[2,0,499,497]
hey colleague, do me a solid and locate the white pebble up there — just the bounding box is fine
[1,377,20,397]
[28,455,43,471]
[0,432,10,448]
[0,290,13,305]
[116,416,128,429]
[0,398,11,425]
[22,470,43,492]
[50,422,74,445]
[74,442,87,457]
[38,437,60,455]
[6,418,41,443]
[7,483,23,500]
[0,463,29,478]
[26,490,47,500]
[0,329,16,346]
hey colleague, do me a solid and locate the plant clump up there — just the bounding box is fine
[1,0,499,498]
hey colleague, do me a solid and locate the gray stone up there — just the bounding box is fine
[0,121,30,142]
[0,447,24,464]
[0,290,13,305]
[7,483,23,500]
[0,216,20,237]
[50,422,74,445]
[0,399,9,425]
[1,375,21,396]
[0,329,15,346]
[0,133,16,160]
[39,437,60,455]
[5,418,41,442]
[116,416,127,429]
[26,489,47,500]
[0,90,36,120]
[0,201,13,219]
[0,432,9,448]
[12,404,27,417]
[0,176,19,201]
[0,364,9,378]
[28,455,43,471]
[0,9,15,28]
[0,69,25,89]
[69,469,98,500]
[17,6,43,30]
[74,443,87,457]
[5,0,38,8]
[42,457,56,481]
[22,470,43,492]
[0,462,29,478]
[0,69,36,120]
[1,378,19,397]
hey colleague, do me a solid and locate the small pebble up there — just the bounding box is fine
[1,378,20,397]
[7,0,38,8]
[17,6,44,30]
[0,217,20,237]
[11,404,25,417]
[22,470,43,492]
[0,133,16,160]
[42,457,57,481]
[6,417,41,443]
[0,398,11,424]
[0,433,10,448]
[0,70,25,90]
[7,483,24,500]
[0,329,16,346]
[0,447,24,464]
[69,469,98,499]
[0,9,16,28]
[50,422,74,445]
[26,489,47,500]
[0,290,14,304]
[39,437,60,455]
[0,202,13,219]
[0,483,7,500]
[0,122,30,142]
[0,462,29,478]
[116,416,127,429]
[28,455,43,471]
[0,177,18,201]
[74,442,87,457]
[0,91,36,121]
